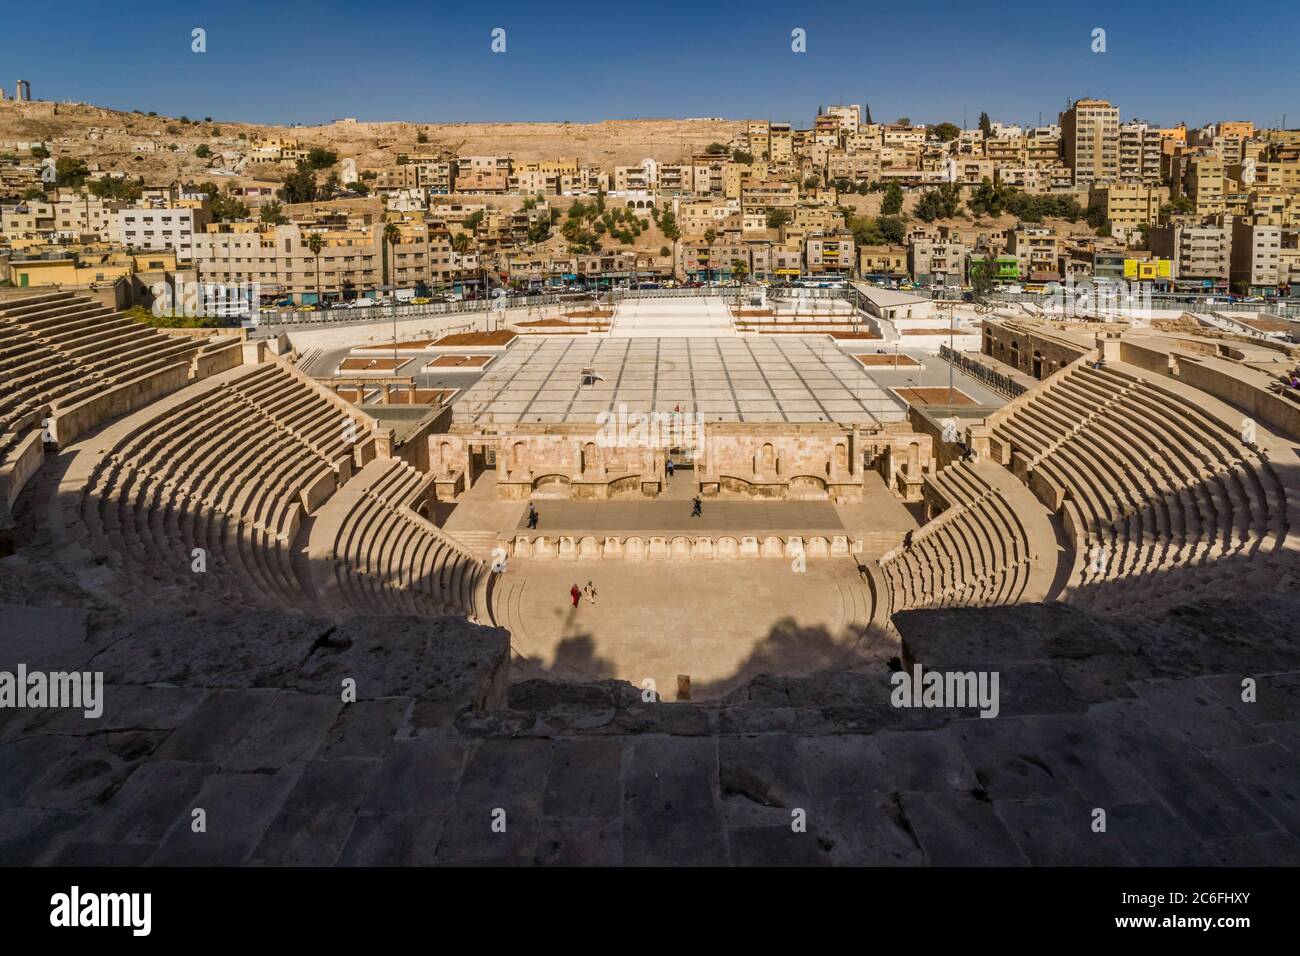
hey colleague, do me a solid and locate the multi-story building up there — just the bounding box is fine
[909,237,970,287]
[116,204,212,257]
[858,244,907,280]
[1007,226,1062,283]
[1119,122,1163,184]
[1089,183,1167,238]
[1230,219,1282,294]
[1060,98,1120,186]
[804,234,855,274]
[769,123,794,162]
[1148,222,1231,291]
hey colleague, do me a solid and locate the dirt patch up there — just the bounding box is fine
[340,357,405,371]
[433,330,517,347]
[894,387,976,406]
[428,354,492,368]
[853,353,920,367]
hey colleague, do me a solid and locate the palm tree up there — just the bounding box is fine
[382,222,401,289]
[703,228,717,285]
[305,232,325,306]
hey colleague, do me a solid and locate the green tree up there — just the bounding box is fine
[450,233,472,255]
[877,216,905,245]
[382,222,401,288]
[978,112,992,137]
[55,157,90,187]
[704,142,728,155]
[881,182,904,215]
[345,181,370,196]
[278,162,318,204]
[30,144,50,159]
[932,122,961,142]
[195,144,212,158]
[305,232,325,303]
[260,201,287,225]
[659,210,680,277]
[306,147,338,169]
[766,207,793,229]
[732,149,754,164]
[970,256,997,298]
[915,190,946,222]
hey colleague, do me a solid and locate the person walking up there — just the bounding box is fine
[527,503,539,529]
[666,458,675,479]
[583,581,597,606]
[691,495,702,518]
[903,530,914,552]
[570,583,581,608]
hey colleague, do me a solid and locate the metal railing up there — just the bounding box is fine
[938,344,1028,398]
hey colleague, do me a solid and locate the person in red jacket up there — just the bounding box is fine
[570,583,581,608]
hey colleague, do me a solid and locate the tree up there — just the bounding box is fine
[464,210,485,233]
[196,182,248,221]
[863,103,873,125]
[450,233,472,255]
[732,149,754,164]
[659,210,680,278]
[260,201,287,225]
[416,131,429,144]
[382,222,401,288]
[89,176,143,202]
[195,144,212,158]
[305,232,325,304]
[978,112,992,137]
[345,181,370,196]
[881,182,904,215]
[969,177,1010,218]
[306,147,337,169]
[803,175,821,190]
[732,259,749,284]
[278,162,318,204]
[932,122,961,142]
[527,219,551,244]
[970,255,997,298]
[895,117,911,127]
[704,142,728,155]
[1086,200,1108,230]
[30,144,50,159]
[877,216,905,245]
[766,207,793,230]
[915,190,946,223]
[55,157,90,187]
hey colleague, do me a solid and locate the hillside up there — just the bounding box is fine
[0,100,746,186]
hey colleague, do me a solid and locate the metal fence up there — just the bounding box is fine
[938,344,1027,398]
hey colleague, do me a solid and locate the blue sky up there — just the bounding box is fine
[4,1,1297,129]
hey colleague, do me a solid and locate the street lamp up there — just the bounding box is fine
[377,283,398,368]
